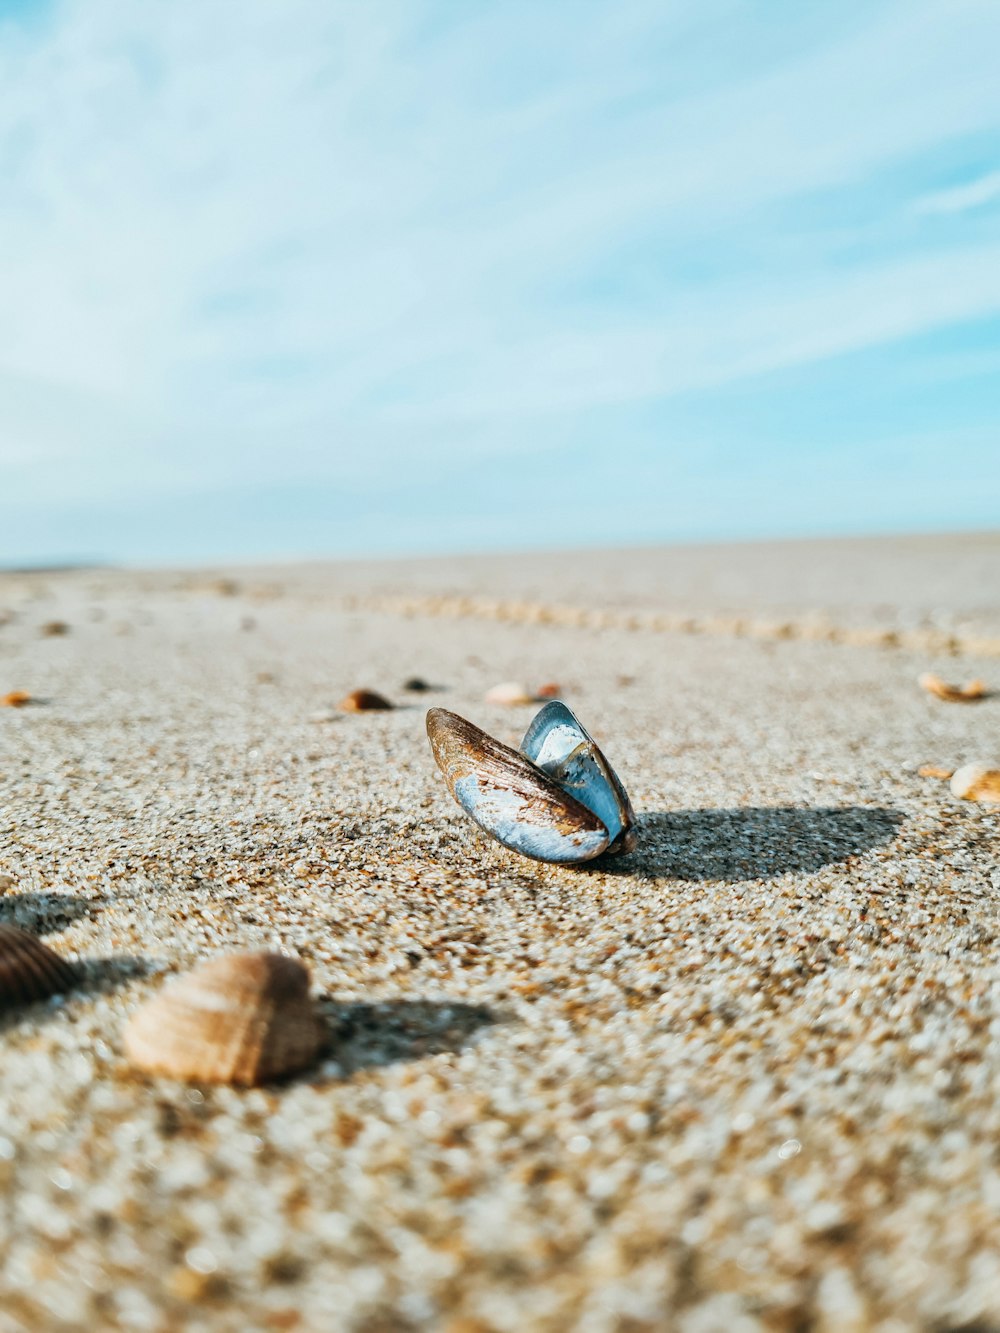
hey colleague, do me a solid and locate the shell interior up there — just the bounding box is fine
[519,702,632,851]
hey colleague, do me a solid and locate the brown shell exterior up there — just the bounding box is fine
[338,688,394,712]
[426,708,607,841]
[124,952,324,1086]
[0,925,79,1007]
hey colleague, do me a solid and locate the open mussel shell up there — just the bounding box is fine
[426,701,636,864]
[0,924,80,1008]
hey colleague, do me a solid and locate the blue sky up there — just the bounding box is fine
[0,0,998,565]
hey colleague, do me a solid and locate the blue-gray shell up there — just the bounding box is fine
[426,702,636,864]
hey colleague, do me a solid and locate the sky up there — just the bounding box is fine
[0,0,998,566]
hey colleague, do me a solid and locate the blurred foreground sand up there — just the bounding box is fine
[1,536,999,1331]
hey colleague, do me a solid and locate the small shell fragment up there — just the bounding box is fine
[918,764,954,779]
[338,688,394,712]
[484,681,536,706]
[0,925,79,1008]
[40,620,70,637]
[403,677,432,692]
[950,763,1000,804]
[124,952,324,1086]
[0,690,31,708]
[919,673,987,703]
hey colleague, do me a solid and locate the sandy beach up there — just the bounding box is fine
[1,534,999,1332]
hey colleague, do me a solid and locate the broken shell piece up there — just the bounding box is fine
[338,688,394,712]
[403,677,432,692]
[40,620,70,637]
[919,673,987,703]
[535,682,562,699]
[950,763,1000,804]
[484,681,536,706]
[0,925,79,1008]
[426,701,636,864]
[918,764,954,779]
[0,690,31,708]
[124,952,324,1086]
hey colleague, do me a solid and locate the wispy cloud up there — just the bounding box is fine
[1,0,999,560]
[914,169,1000,215]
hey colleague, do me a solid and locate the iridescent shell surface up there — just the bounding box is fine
[426,701,636,864]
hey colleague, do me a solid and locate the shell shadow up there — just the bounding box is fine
[0,892,93,933]
[600,805,904,880]
[318,998,503,1076]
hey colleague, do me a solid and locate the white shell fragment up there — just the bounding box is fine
[950,763,1000,804]
[484,681,537,706]
[426,701,636,864]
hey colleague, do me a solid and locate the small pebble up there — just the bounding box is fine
[338,688,394,712]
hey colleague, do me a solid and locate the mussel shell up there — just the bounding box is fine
[427,708,611,863]
[0,924,80,1008]
[520,701,636,855]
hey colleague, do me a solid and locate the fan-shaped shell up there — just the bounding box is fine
[124,952,324,1085]
[0,924,79,1008]
[426,702,636,864]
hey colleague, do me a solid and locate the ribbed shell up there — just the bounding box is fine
[124,952,324,1086]
[0,925,79,1007]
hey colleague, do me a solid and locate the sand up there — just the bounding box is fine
[0,536,998,1332]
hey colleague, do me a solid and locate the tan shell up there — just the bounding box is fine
[484,681,536,705]
[1,690,32,708]
[919,673,987,703]
[338,688,394,712]
[950,763,1000,804]
[124,952,324,1085]
[0,925,79,1007]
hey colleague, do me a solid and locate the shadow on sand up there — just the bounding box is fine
[601,805,904,880]
[318,998,503,1077]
